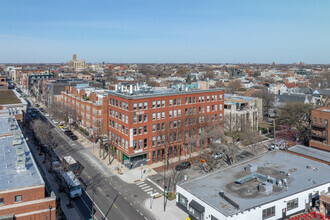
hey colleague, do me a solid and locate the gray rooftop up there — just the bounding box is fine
[0,116,19,136]
[0,135,44,192]
[107,88,223,99]
[288,145,330,163]
[178,151,330,216]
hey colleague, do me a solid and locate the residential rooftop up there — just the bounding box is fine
[178,151,330,217]
[0,118,44,192]
[0,90,21,105]
[0,116,20,136]
[288,145,330,164]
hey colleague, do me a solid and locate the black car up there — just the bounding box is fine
[64,130,73,136]
[175,161,191,171]
[35,104,40,107]
[69,134,78,140]
[39,108,45,112]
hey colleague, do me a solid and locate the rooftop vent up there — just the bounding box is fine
[258,182,273,195]
[244,164,257,173]
[16,159,26,171]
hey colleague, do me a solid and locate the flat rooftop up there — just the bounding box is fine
[288,145,330,163]
[178,151,330,216]
[0,134,44,192]
[0,116,20,136]
[106,88,223,99]
[0,90,21,105]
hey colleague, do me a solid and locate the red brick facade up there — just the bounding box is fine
[105,90,225,165]
[0,186,56,220]
[310,107,330,151]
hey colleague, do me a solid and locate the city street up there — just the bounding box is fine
[25,100,156,220]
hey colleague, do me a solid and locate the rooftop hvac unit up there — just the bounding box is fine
[16,147,25,155]
[12,139,21,146]
[16,159,26,171]
[244,164,257,173]
[258,182,273,195]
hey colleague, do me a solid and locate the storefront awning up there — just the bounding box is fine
[189,200,205,213]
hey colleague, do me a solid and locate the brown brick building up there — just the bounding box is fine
[310,107,330,151]
[0,116,56,219]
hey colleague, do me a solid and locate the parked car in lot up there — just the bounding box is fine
[175,161,191,171]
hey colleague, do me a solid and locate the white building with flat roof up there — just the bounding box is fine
[176,151,330,220]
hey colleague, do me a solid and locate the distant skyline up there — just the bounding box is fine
[1,0,330,64]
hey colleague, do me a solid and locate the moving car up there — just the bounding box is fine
[175,161,191,171]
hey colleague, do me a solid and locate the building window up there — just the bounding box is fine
[262,206,275,219]
[185,97,188,104]
[157,100,161,108]
[287,198,298,211]
[138,126,142,135]
[174,99,177,105]
[144,102,148,109]
[152,101,156,108]
[139,102,143,110]
[139,115,143,123]
[157,112,161,120]
[0,198,3,205]
[178,98,181,105]
[169,110,173,118]
[144,138,147,148]
[133,128,137,135]
[169,99,173,106]
[178,194,188,208]
[139,140,142,149]
[152,113,156,120]
[152,124,156,132]
[133,103,137,110]
[144,114,148,122]
[15,195,22,202]
[133,116,137,123]
[162,111,165,119]
[133,141,137,150]
[319,118,322,124]
[144,126,147,133]
[162,100,165,107]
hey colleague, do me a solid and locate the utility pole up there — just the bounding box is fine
[92,178,95,220]
[163,150,166,212]
[273,118,276,140]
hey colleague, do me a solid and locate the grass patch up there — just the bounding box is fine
[0,90,21,105]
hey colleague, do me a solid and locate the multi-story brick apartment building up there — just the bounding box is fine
[105,83,225,167]
[310,107,330,151]
[0,89,27,124]
[61,83,225,167]
[0,115,56,219]
[62,84,106,137]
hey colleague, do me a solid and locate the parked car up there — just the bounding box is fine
[44,113,50,117]
[213,152,224,159]
[64,130,73,136]
[175,161,191,171]
[69,134,78,140]
[52,119,59,124]
[35,104,40,107]
[61,127,68,132]
[39,108,45,112]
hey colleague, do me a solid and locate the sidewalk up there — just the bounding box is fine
[22,127,85,220]
[72,128,201,184]
[143,196,188,220]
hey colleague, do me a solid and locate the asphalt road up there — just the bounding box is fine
[26,102,155,220]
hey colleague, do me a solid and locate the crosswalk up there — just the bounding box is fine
[136,181,161,197]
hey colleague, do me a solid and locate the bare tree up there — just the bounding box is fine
[226,79,242,94]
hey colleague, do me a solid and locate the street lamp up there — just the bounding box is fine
[49,205,52,220]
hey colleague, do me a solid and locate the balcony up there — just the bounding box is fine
[311,123,326,129]
[311,133,327,140]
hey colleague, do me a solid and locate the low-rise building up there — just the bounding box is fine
[177,151,330,220]
[0,90,27,124]
[224,94,260,130]
[0,116,56,219]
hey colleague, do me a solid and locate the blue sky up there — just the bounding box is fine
[0,0,329,63]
